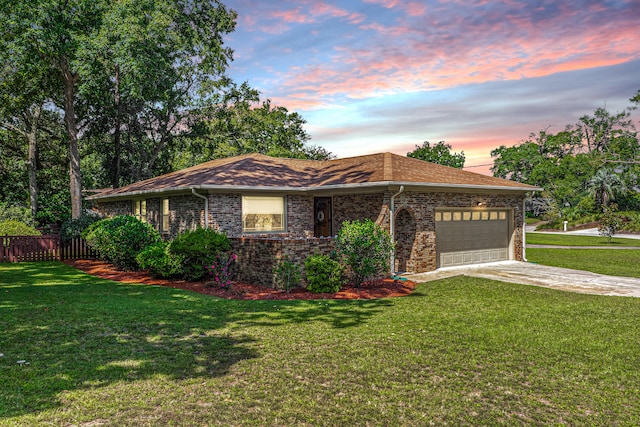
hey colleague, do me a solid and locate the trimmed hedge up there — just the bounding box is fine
[169,228,231,281]
[304,254,345,293]
[0,220,41,237]
[136,242,185,278]
[82,215,161,270]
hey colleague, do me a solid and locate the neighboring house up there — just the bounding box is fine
[87,152,541,286]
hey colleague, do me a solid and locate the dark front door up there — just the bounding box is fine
[314,197,333,237]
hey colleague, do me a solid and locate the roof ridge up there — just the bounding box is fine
[383,152,393,181]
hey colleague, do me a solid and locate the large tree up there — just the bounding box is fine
[407,140,465,168]
[492,93,639,215]
[170,82,333,171]
[0,0,238,217]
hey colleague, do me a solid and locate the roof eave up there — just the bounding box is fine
[87,181,541,202]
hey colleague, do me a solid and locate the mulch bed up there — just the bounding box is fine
[64,259,417,300]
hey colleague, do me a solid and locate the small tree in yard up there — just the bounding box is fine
[598,203,623,243]
[273,256,301,293]
[335,219,394,288]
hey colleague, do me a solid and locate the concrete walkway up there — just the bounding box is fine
[404,261,640,298]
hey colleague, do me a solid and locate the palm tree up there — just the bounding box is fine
[587,168,626,210]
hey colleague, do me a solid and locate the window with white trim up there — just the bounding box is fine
[242,196,285,232]
[161,198,170,232]
[133,200,147,223]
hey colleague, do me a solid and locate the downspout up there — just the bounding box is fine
[191,188,209,229]
[389,185,405,275]
[522,196,527,262]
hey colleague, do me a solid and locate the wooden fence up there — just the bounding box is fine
[0,235,98,263]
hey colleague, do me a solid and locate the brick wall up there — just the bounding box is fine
[333,193,387,231]
[95,189,526,278]
[390,191,526,272]
[231,237,335,288]
[209,193,242,236]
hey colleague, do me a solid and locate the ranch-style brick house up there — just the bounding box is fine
[87,152,540,287]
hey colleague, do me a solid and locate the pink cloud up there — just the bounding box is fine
[364,0,427,16]
[271,8,313,24]
[310,2,366,23]
[271,1,639,105]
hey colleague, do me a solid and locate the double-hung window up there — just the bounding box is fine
[133,200,147,223]
[242,196,285,232]
[161,198,170,232]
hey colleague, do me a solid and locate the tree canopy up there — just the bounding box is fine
[407,140,465,168]
[491,91,640,222]
[0,1,331,224]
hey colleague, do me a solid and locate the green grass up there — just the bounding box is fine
[527,248,640,278]
[526,232,640,246]
[2,262,640,426]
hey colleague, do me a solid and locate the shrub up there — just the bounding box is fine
[207,252,237,289]
[273,256,301,293]
[0,220,41,237]
[335,219,393,287]
[60,212,101,243]
[82,215,161,270]
[136,242,184,278]
[0,203,35,227]
[304,254,344,293]
[621,211,640,233]
[169,228,231,281]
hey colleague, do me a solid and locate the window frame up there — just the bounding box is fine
[161,198,170,232]
[241,195,286,233]
[133,199,147,223]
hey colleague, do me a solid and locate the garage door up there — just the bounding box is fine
[435,209,510,268]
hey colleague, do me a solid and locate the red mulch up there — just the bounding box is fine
[64,259,417,300]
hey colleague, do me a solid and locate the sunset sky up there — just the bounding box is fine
[223,0,640,174]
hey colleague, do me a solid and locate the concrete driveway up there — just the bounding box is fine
[404,261,640,298]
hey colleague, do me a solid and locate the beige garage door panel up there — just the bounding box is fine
[436,210,509,267]
[440,248,509,268]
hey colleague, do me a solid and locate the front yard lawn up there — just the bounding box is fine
[526,232,640,246]
[527,248,640,278]
[2,262,640,425]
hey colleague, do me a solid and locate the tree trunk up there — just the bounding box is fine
[112,63,122,188]
[61,56,82,219]
[26,105,42,219]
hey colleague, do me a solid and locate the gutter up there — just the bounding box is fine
[522,197,527,262]
[87,181,542,201]
[389,185,404,275]
[191,188,209,229]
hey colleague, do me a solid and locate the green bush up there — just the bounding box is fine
[335,219,393,287]
[273,256,301,293]
[621,211,640,233]
[169,228,231,281]
[0,220,41,238]
[136,242,184,278]
[60,212,101,243]
[304,254,345,293]
[82,215,161,270]
[0,203,35,227]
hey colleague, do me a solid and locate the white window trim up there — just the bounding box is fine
[161,198,170,232]
[133,199,147,223]
[242,195,286,233]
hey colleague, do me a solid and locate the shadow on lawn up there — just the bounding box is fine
[0,262,260,419]
[228,297,394,330]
